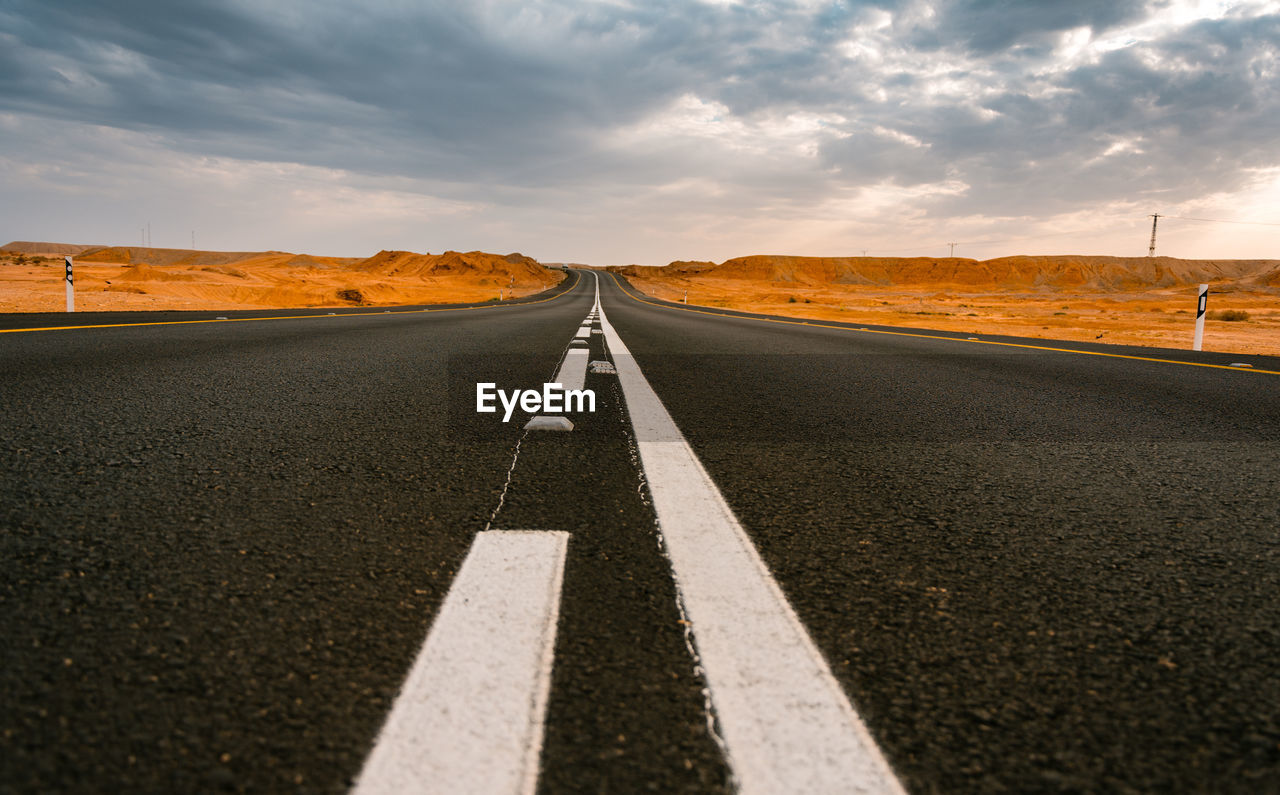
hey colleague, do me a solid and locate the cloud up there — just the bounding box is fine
[1,0,1278,263]
[895,0,1155,55]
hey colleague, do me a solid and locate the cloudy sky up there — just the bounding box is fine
[2,0,1279,264]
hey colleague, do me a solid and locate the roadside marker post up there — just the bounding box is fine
[64,257,74,312]
[1193,283,1208,351]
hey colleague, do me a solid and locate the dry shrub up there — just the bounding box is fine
[1209,309,1250,321]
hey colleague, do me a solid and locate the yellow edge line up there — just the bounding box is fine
[0,271,580,335]
[606,272,1280,377]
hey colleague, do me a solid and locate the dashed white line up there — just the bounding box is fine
[352,530,569,795]
[527,276,600,428]
[598,299,905,794]
[551,281,601,392]
[552,348,589,393]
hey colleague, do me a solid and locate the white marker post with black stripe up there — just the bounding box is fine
[65,256,75,313]
[1193,283,1207,351]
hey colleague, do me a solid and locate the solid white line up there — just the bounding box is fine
[598,302,905,794]
[352,531,569,795]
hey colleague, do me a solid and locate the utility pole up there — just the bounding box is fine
[1148,214,1160,256]
[948,242,957,257]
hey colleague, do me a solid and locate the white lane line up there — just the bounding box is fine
[528,273,600,428]
[598,305,905,794]
[558,271,599,392]
[352,531,569,795]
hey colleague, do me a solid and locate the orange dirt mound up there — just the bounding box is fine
[1,244,563,312]
[2,241,102,256]
[612,253,1280,357]
[115,264,196,282]
[354,250,559,288]
[636,254,1280,292]
[77,246,298,268]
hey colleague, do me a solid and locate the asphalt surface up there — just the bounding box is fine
[602,271,1280,792]
[2,267,1278,792]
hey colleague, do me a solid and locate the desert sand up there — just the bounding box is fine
[0,243,563,312]
[5,242,1277,356]
[612,255,1280,356]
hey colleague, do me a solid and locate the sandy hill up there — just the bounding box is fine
[618,254,1280,292]
[609,252,1280,356]
[1,243,564,312]
[665,260,719,273]
[353,250,559,287]
[73,246,352,269]
[112,263,198,283]
[49,245,558,288]
[4,241,103,256]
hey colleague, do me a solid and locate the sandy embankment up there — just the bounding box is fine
[612,254,1280,357]
[0,243,564,312]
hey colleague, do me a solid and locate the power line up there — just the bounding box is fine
[1161,215,1280,228]
[857,212,1274,257]
[869,220,1140,255]
[962,222,1140,250]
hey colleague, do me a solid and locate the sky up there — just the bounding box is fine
[2,0,1279,265]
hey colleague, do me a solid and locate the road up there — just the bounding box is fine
[2,269,1277,793]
